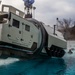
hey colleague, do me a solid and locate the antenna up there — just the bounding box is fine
[23,0,35,18]
[0,0,2,6]
[0,0,1,4]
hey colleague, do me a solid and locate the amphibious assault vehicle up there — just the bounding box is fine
[0,5,66,58]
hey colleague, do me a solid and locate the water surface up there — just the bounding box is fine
[0,51,75,75]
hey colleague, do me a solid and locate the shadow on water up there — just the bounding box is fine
[0,56,66,75]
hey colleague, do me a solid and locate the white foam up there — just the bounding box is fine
[0,57,19,66]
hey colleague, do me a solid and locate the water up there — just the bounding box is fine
[0,51,75,75]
